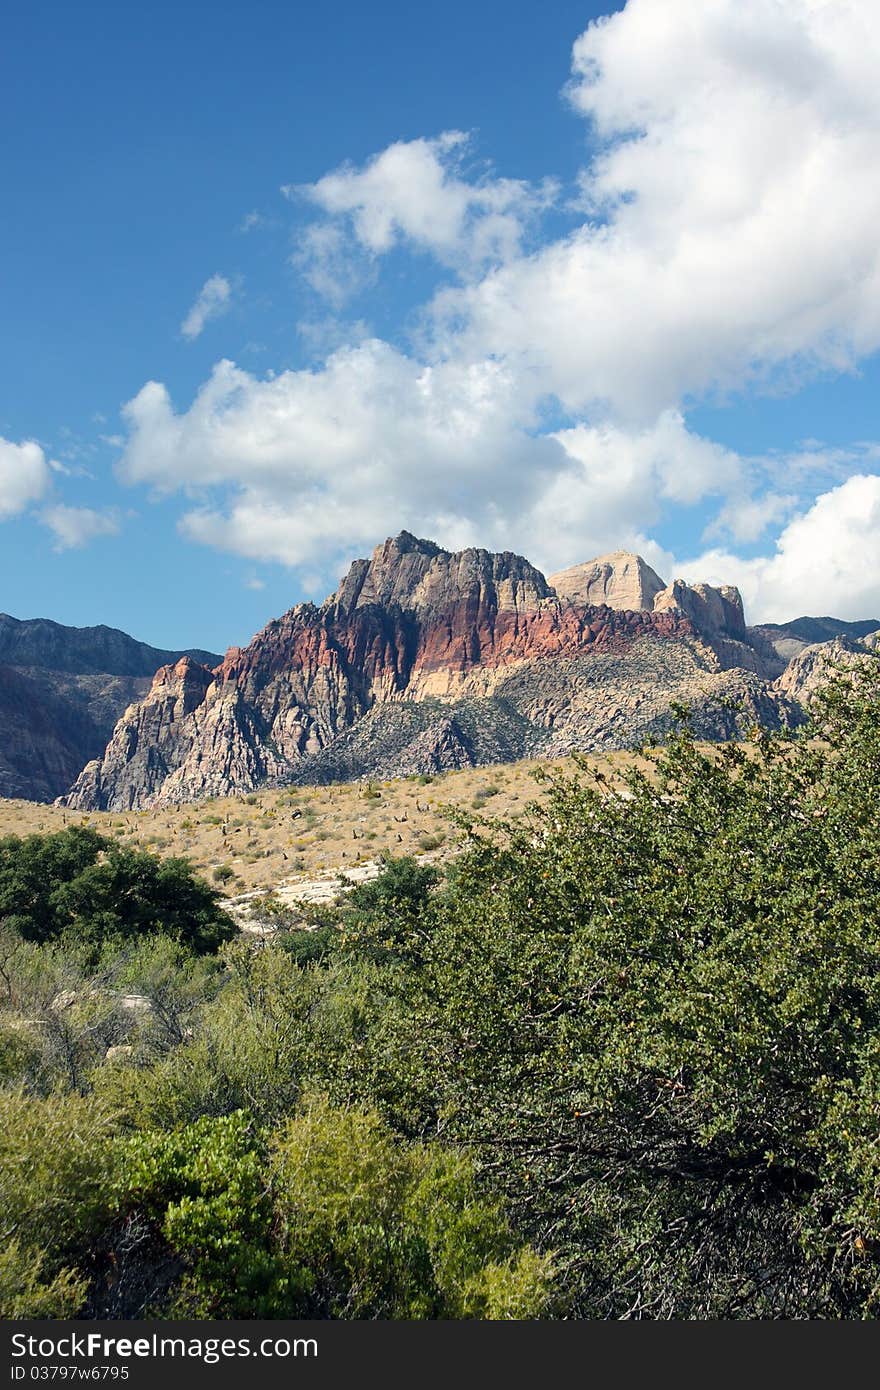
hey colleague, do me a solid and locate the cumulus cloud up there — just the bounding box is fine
[114,0,880,624]
[435,0,880,418]
[0,436,52,519]
[180,275,232,340]
[292,131,557,291]
[41,504,121,551]
[118,345,566,567]
[117,360,755,579]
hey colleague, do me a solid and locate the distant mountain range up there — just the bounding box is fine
[0,530,861,812]
[0,615,220,802]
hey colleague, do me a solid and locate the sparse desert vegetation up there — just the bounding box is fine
[0,752,640,896]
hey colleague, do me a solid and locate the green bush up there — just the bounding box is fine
[0,1239,87,1320]
[112,1100,551,1318]
[0,828,235,955]
[3,670,880,1319]
[395,669,880,1316]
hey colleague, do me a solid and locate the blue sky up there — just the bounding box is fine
[2,0,879,652]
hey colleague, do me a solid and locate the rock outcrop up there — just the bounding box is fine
[549,551,665,612]
[773,635,880,705]
[58,533,821,812]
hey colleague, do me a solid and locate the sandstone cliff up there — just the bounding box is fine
[549,551,665,611]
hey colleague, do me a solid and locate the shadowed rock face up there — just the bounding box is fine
[0,616,221,803]
[57,533,835,812]
[0,614,218,676]
[752,616,880,664]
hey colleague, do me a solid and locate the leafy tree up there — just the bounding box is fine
[0,828,235,954]
[0,826,103,941]
[339,855,439,964]
[389,669,880,1316]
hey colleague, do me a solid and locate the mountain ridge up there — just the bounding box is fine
[53,534,879,812]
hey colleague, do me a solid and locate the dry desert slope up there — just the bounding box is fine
[0,751,642,897]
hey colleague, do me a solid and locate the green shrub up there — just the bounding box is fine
[0,828,235,955]
[0,1240,87,1319]
[416,833,444,852]
[399,669,880,1316]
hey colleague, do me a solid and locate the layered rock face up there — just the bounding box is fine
[549,551,665,611]
[773,635,880,705]
[0,615,220,802]
[57,533,852,812]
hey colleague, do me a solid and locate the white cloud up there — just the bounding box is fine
[678,474,880,622]
[180,275,232,340]
[0,436,52,519]
[117,359,755,578]
[526,411,744,568]
[704,491,798,546]
[292,223,376,307]
[435,0,880,419]
[292,131,557,289]
[296,316,372,357]
[115,0,880,625]
[118,344,565,567]
[41,504,120,551]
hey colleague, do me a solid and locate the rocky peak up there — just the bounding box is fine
[653,578,747,642]
[333,532,443,614]
[549,551,666,612]
[54,531,878,814]
[332,533,552,618]
[148,655,216,710]
[774,635,880,704]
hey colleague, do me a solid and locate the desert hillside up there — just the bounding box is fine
[0,750,638,895]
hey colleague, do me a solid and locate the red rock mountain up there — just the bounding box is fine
[56,532,879,811]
